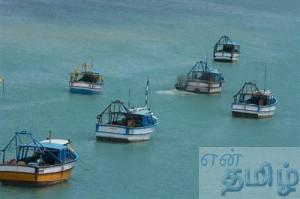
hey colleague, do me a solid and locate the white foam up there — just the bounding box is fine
[156,89,197,96]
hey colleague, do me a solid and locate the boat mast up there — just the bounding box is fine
[145,77,149,107]
[0,76,4,96]
[264,66,267,92]
[128,88,131,108]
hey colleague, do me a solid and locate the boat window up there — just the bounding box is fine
[216,45,223,52]
[111,113,127,125]
[223,44,235,52]
[78,73,99,83]
[43,149,61,165]
[66,148,75,160]
[17,147,39,164]
[244,95,269,105]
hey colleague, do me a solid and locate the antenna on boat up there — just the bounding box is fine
[145,77,150,107]
[128,88,131,108]
[264,66,267,92]
[82,62,91,72]
[47,130,52,143]
[204,53,209,70]
[90,59,94,71]
[0,76,4,96]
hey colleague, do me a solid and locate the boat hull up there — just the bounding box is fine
[0,162,75,185]
[232,104,276,118]
[69,82,103,94]
[176,81,222,94]
[214,52,239,62]
[96,124,156,142]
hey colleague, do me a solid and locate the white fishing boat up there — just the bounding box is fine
[175,60,224,94]
[213,35,240,62]
[232,82,277,118]
[69,63,104,94]
[95,78,158,142]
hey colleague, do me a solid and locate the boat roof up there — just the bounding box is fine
[23,139,70,150]
[40,139,70,145]
[71,63,102,74]
[216,35,239,46]
[205,67,221,74]
[222,41,238,45]
[129,107,152,116]
[188,60,222,75]
[77,71,101,75]
[256,90,272,96]
[234,82,274,97]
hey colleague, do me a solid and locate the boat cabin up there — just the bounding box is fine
[214,35,240,54]
[70,63,103,84]
[1,132,76,167]
[97,100,156,128]
[187,61,224,83]
[233,82,276,106]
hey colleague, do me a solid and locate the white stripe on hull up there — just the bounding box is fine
[96,132,151,141]
[214,52,239,61]
[96,125,155,141]
[70,82,102,89]
[38,163,75,174]
[69,82,103,92]
[232,104,276,118]
[185,81,222,93]
[0,162,75,174]
[0,165,35,173]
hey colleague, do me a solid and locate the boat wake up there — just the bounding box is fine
[156,89,197,96]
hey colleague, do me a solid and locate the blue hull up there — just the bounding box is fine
[70,87,100,95]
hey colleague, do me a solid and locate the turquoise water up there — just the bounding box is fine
[0,0,300,198]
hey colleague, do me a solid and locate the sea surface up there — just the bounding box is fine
[0,0,300,198]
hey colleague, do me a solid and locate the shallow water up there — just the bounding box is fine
[0,0,299,198]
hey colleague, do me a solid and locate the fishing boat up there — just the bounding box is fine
[232,82,277,118]
[0,131,79,185]
[175,60,224,94]
[69,63,104,94]
[213,35,240,62]
[96,78,158,142]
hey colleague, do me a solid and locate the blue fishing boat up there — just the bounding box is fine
[96,78,158,142]
[213,35,240,62]
[232,82,277,118]
[69,63,104,94]
[175,60,224,94]
[0,131,79,185]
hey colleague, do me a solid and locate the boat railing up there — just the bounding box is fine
[186,77,222,84]
[232,99,277,107]
[97,123,157,129]
[0,158,77,168]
